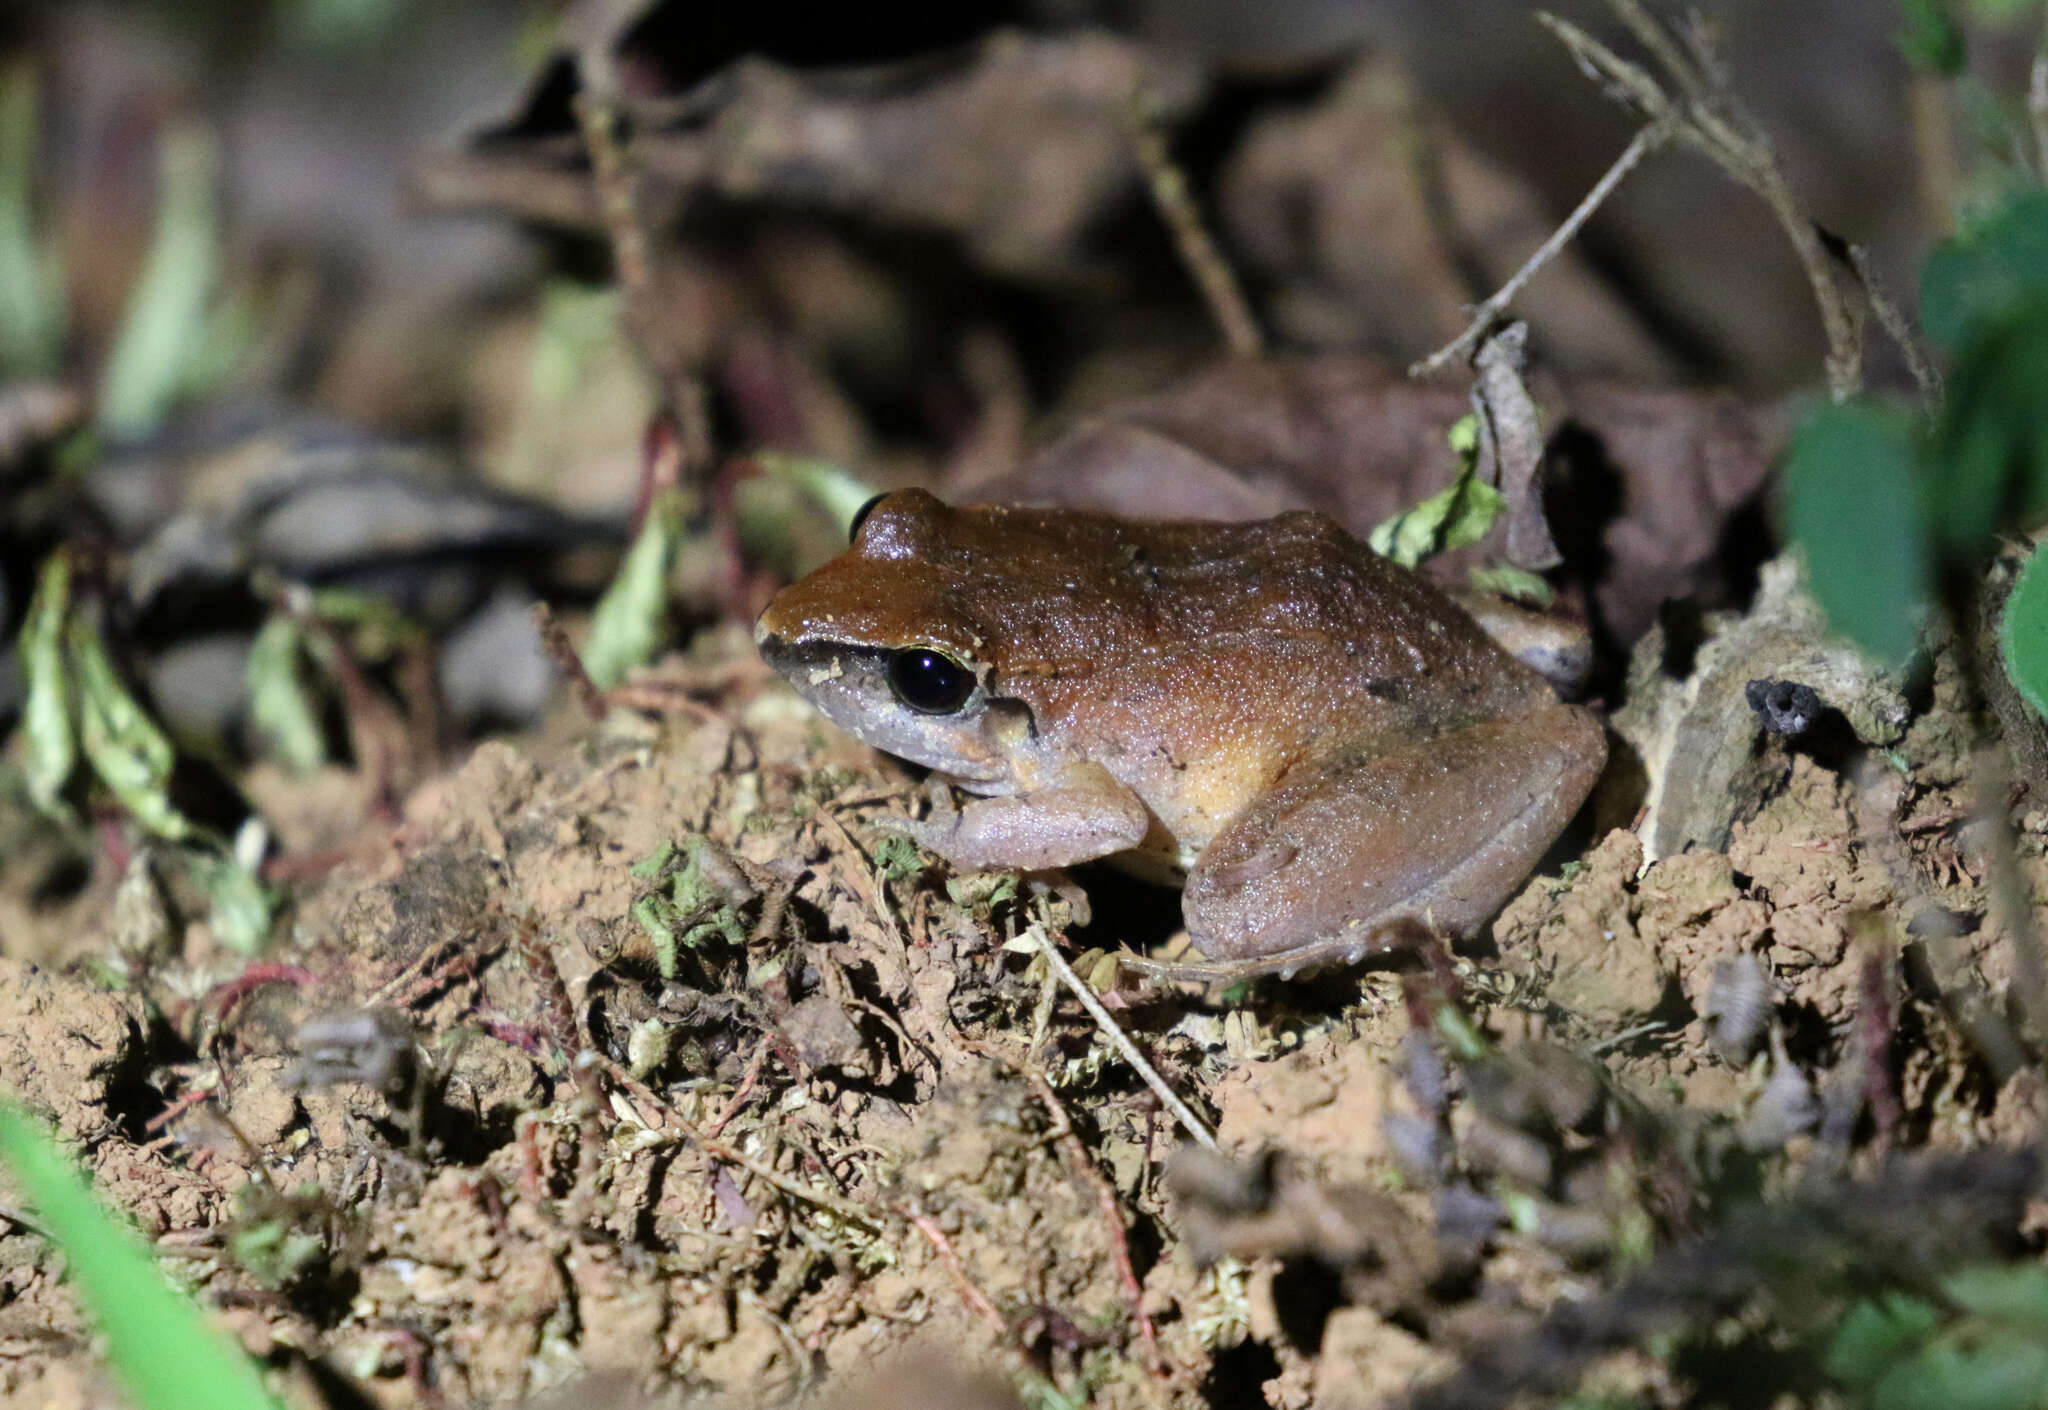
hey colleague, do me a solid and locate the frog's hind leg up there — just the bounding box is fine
[1180,704,1607,964]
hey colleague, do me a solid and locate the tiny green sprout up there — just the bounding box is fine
[631,893,681,978]
[583,485,686,690]
[872,831,926,881]
[945,871,1021,910]
[630,838,677,880]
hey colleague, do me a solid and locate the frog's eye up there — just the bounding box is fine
[848,492,889,542]
[887,647,974,715]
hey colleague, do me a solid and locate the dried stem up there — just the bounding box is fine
[573,54,715,476]
[1023,1067,1164,1372]
[1027,925,1217,1150]
[1537,6,1867,400]
[1124,97,1265,359]
[1845,242,1942,407]
[1410,121,1668,377]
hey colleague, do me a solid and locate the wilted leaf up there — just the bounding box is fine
[1782,401,1931,665]
[17,550,74,817]
[1369,415,1506,568]
[582,486,685,690]
[67,611,190,840]
[185,847,273,955]
[246,616,326,772]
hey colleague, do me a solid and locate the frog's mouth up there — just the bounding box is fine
[756,636,1019,788]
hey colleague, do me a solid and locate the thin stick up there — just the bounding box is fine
[1846,242,1942,407]
[1027,925,1217,1150]
[1410,122,1668,377]
[1024,1068,1164,1372]
[1125,98,1265,359]
[906,1210,1005,1329]
[1537,7,1868,399]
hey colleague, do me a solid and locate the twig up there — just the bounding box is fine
[591,1052,884,1230]
[906,1210,1005,1329]
[1025,925,1216,1151]
[1410,122,1668,377]
[1536,6,1867,400]
[1124,95,1264,359]
[1846,242,1942,407]
[1023,1068,1164,1372]
[531,602,608,721]
[572,56,714,476]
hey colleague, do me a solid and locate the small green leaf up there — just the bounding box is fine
[17,550,74,817]
[1782,401,1932,665]
[67,611,191,839]
[1827,1293,1943,1388]
[1896,0,1966,75]
[1369,415,1506,568]
[1920,190,2048,353]
[0,1102,282,1410]
[582,486,685,690]
[246,616,326,772]
[2001,542,2048,721]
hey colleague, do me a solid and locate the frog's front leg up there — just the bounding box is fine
[1182,703,1607,963]
[899,761,1150,871]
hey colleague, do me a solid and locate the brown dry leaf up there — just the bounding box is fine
[417,31,1203,282]
[973,353,1779,644]
[1218,51,1678,381]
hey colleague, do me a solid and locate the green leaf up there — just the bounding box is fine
[1932,305,2048,554]
[1943,1263,2048,1337]
[98,123,223,437]
[66,610,191,840]
[1872,1338,2048,1410]
[1828,1294,1943,1388]
[582,486,685,689]
[0,1102,282,1410]
[1921,190,2048,353]
[246,616,326,772]
[2001,542,2048,721]
[1896,0,1966,75]
[1782,401,1932,665]
[0,61,66,377]
[1467,564,1556,608]
[16,551,75,817]
[1369,415,1506,568]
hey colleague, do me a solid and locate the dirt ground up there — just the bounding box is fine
[0,571,2040,1409]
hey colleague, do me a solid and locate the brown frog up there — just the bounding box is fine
[754,490,1606,979]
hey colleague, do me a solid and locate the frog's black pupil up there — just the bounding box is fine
[888,648,973,714]
[849,492,889,541]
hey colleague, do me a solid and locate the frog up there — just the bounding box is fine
[754,489,1607,982]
